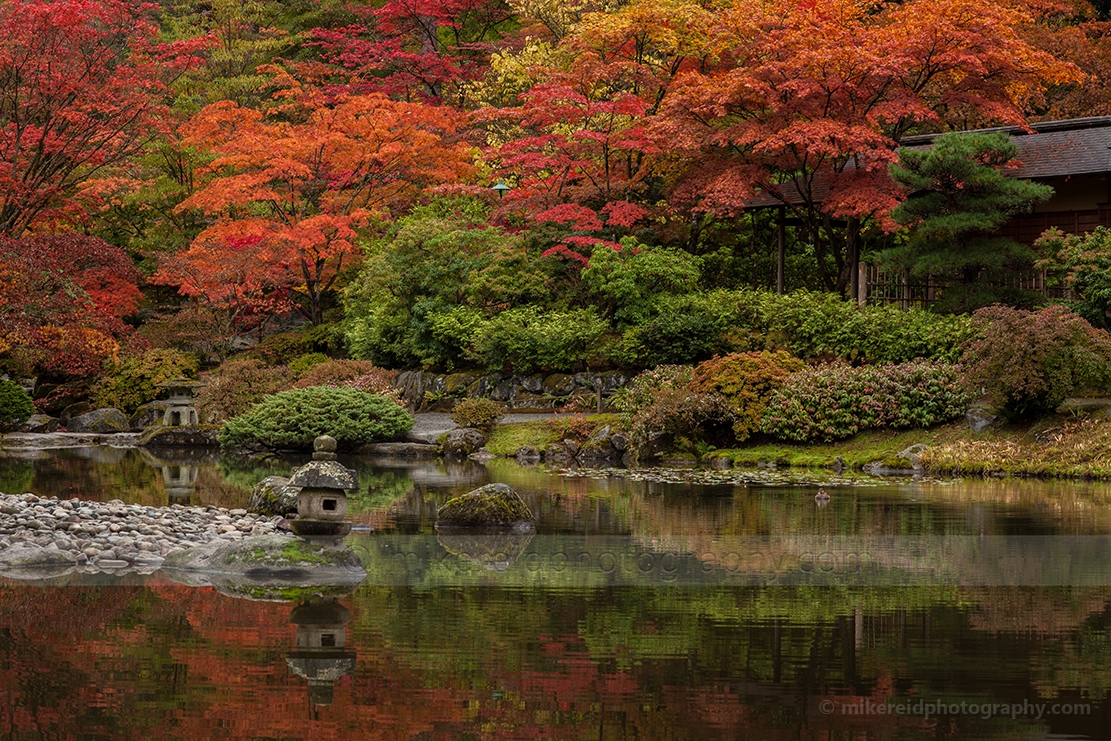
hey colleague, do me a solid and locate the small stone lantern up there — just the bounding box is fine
[158,377,205,427]
[288,435,358,541]
[286,598,356,707]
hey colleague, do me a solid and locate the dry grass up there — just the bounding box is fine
[923,415,1111,478]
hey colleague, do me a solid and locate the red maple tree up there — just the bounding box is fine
[0,0,207,236]
[0,233,141,377]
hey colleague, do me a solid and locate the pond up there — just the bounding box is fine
[1,446,1111,739]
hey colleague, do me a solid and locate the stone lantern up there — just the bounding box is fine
[288,435,358,542]
[286,598,356,707]
[157,377,205,427]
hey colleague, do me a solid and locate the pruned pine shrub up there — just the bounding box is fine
[219,386,413,450]
[0,379,33,430]
[689,351,805,441]
[761,361,971,442]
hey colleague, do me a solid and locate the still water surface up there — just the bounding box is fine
[1,447,1110,739]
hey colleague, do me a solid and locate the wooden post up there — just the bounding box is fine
[857,262,868,307]
[847,217,860,302]
[776,206,786,294]
[901,268,911,310]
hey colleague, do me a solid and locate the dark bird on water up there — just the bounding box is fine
[815,487,830,503]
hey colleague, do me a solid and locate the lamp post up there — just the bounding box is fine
[491,181,511,199]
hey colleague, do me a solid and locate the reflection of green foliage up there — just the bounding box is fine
[216,456,296,496]
[217,456,415,513]
[0,460,34,495]
[348,469,413,512]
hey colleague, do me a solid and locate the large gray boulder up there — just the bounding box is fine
[966,404,997,432]
[436,483,536,530]
[441,427,487,457]
[18,414,59,433]
[0,544,79,579]
[66,408,129,433]
[130,400,173,430]
[247,475,300,517]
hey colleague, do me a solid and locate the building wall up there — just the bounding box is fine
[1032,174,1108,213]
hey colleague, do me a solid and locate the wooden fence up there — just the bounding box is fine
[857,265,1066,308]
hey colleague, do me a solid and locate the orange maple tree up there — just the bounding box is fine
[478,0,714,263]
[157,87,475,324]
[655,0,1080,291]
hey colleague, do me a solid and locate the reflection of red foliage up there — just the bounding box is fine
[0,582,946,740]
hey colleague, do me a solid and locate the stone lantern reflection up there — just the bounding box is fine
[158,377,205,427]
[162,463,199,504]
[288,435,358,545]
[286,598,356,707]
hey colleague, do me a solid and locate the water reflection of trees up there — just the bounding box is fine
[1,582,1111,738]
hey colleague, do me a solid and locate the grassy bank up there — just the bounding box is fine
[486,411,1111,480]
[485,414,625,456]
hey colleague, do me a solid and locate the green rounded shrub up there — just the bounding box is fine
[689,351,806,441]
[760,291,972,364]
[471,306,611,373]
[288,353,330,376]
[219,385,413,450]
[92,349,199,415]
[0,380,34,430]
[451,398,503,432]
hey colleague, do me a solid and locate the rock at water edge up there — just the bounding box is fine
[436,483,536,530]
[247,475,300,517]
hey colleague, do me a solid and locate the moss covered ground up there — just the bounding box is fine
[484,412,1111,480]
[486,413,624,456]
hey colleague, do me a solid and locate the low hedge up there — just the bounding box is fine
[761,361,972,442]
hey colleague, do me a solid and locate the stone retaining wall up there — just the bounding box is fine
[395,370,630,412]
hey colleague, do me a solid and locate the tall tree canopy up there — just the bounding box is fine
[0,0,205,236]
[157,88,475,324]
[654,0,1078,291]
